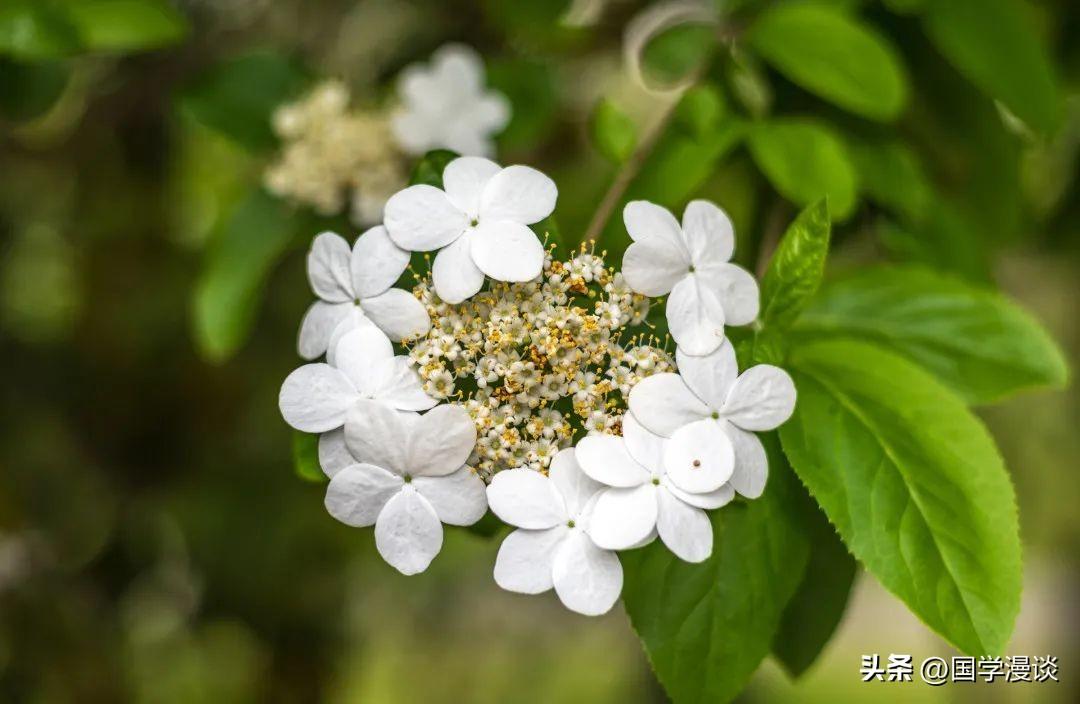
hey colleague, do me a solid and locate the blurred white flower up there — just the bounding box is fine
[391,44,510,157]
[487,450,623,616]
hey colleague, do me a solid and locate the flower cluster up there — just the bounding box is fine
[278,156,796,616]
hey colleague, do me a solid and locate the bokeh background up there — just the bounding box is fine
[1,0,1077,702]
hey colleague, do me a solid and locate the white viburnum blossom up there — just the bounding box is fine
[628,339,796,499]
[621,200,759,356]
[298,228,430,360]
[327,400,487,575]
[279,326,437,434]
[391,44,510,158]
[575,413,734,563]
[486,449,623,616]
[384,156,557,304]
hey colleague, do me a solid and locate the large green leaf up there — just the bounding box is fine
[748,3,908,121]
[795,266,1068,404]
[63,0,189,52]
[622,439,810,704]
[779,338,1022,655]
[760,199,831,332]
[0,1,81,59]
[0,57,70,121]
[747,119,857,219]
[844,136,930,223]
[922,0,1060,135]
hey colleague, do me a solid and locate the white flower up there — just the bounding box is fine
[384,156,557,304]
[575,414,734,563]
[279,326,437,434]
[486,450,623,616]
[391,44,510,158]
[628,340,796,499]
[297,228,431,360]
[621,200,759,356]
[326,400,487,575]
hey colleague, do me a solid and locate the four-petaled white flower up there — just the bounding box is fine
[298,227,431,360]
[326,399,487,575]
[391,44,511,158]
[575,414,734,563]
[487,449,623,616]
[629,339,796,499]
[621,200,759,356]
[384,156,557,304]
[280,326,436,434]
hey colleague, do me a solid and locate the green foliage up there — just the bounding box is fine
[760,199,831,332]
[621,440,810,704]
[673,84,726,138]
[486,57,557,153]
[0,57,69,122]
[844,136,930,223]
[292,432,325,483]
[779,339,1023,655]
[640,23,715,89]
[180,51,309,152]
[408,150,459,188]
[590,99,637,164]
[747,119,857,219]
[61,0,188,53]
[748,3,908,122]
[0,1,81,59]
[795,266,1069,404]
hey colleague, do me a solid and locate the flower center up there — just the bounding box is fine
[711,410,719,419]
[567,519,576,528]
[692,460,702,469]
[470,217,479,227]
[403,474,412,483]
[688,264,696,273]
[651,477,660,486]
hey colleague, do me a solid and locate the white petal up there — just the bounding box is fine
[433,43,485,94]
[384,185,468,251]
[279,364,357,433]
[325,464,403,527]
[351,225,411,299]
[413,467,487,526]
[431,231,486,304]
[666,480,735,510]
[621,239,689,297]
[443,126,496,158]
[479,165,557,225]
[623,201,688,254]
[681,200,734,264]
[725,422,769,499]
[297,300,352,360]
[722,365,797,431]
[487,468,567,529]
[628,373,710,437]
[493,526,567,595]
[575,434,649,488]
[552,530,623,616]
[332,326,394,394]
[369,357,438,412]
[374,486,443,575]
[698,263,760,326]
[318,429,353,478]
[664,419,734,493]
[389,108,434,155]
[325,306,373,366]
[620,413,666,472]
[675,340,738,410]
[307,232,355,302]
[409,404,477,477]
[666,274,727,356]
[344,399,414,475]
[547,448,603,519]
[360,288,431,342]
[587,484,658,550]
[656,487,713,563]
[468,92,511,132]
[469,220,545,283]
[443,156,501,216]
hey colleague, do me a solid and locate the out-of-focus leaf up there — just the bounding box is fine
[590,99,637,164]
[408,149,458,188]
[878,198,991,283]
[795,265,1069,404]
[180,51,309,152]
[640,22,715,90]
[780,338,1022,656]
[622,437,810,704]
[748,3,908,121]
[292,432,325,483]
[63,0,189,52]
[0,0,81,59]
[760,199,831,331]
[0,57,70,122]
[845,136,930,223]
[922,0,1060,135]
[747,119,857,219]
[487,57,557,153]
[673,83,725,138]
[726,49,772,119]
[193,189,301,363]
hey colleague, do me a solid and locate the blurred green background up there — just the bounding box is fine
[1,0,1077,701]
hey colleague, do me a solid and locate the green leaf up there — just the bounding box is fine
[408,149,459,187]
[590,99,637,164]
[63,0,189,52]
[291,432,325,483]
[0,56,70,122]
[747,119,857,220]
[0,1,82,59]
[772,488,856,677]
[922,0,1061,135]
[192,189,300,363]
[640,22,715,89]
[748,4,908,121]
[622,440,810,704]
[845,136,931,223]
[760,199,831,331]
[795,266,1068,404]
[180,51,309,152]
[486,57,556,152]
[878,199,991,284]
[779,338,1022,655]
[673,84,726,138]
